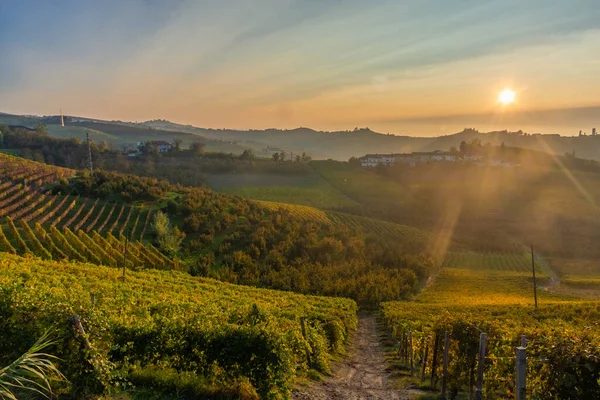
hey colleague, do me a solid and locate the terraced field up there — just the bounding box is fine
[442,250,532,272]
[0,153,163,268]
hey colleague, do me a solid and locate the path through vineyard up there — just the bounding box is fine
[293,315,408,400]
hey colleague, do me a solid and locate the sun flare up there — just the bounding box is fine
[498,88,516,105]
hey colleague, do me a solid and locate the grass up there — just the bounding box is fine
[206,172,357,210]
[311,161,417,211]
[415,268,565,306]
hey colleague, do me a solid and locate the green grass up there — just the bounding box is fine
[207,172,357,210]
[442,251,532,272]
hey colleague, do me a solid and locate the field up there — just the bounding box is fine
[0,153,162,268]
[207,172,357,210]
[380,247,600,398]
[310,161,419,220]
[0,252,357,398]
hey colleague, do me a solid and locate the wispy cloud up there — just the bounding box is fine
[1,0,598,133]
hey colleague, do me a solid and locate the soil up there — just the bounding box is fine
[292,315,409,400]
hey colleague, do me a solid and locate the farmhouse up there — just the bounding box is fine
[360,151,458,167]
[136,140,172,153]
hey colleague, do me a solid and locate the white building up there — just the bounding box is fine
[360,151,458,167]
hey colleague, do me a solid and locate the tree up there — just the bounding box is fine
[152,211,185,254]
[295,155,301,163]
[190,142,205,155]
[301,152,311,162]
[152,211,170,238]
[272,152,280,162]
[34,123,48,136]
[459,141,467,154]
[172,138,183,152]
[240,149,255,161]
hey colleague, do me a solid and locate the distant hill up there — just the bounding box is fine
[3,111,600,161]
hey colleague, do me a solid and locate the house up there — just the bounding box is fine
[360,151,458,167]
[136,141,172,153]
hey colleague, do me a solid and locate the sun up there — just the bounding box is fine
[498,88,516,105]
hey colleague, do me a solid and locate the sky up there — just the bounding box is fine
[1,0,599,136]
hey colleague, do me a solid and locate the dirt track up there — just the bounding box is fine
[293,315,408,400]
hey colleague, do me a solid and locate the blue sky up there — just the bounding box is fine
[1,0,599,135]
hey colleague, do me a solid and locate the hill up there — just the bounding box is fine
[6,111,600,161]
[0,252,357,398]
[0,153,435,306]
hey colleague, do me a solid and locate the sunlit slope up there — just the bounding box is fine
[310,160,422,223]
[258,200,442,253]
[0,252,357,398]
[208,171,358,210]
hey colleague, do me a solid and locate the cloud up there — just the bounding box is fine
[1,0,599,131]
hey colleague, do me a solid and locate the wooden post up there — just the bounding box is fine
[90,293,95,308]
[441,331,450,400]
[69,314,91,349]
[521,335,527,348]
[430,334,440,388]
[475,333,487,400]
[531,244,538,309]
[300,317,311,367]
[516,346,526,400]
[421,338,429,382]
[409,331,415,376]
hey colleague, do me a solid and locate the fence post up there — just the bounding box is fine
[430,334,440,388]
[516,345,526,400]
[90,293,95,308]
[409,331,415,376]
[421,338,429,382]
[475,333,487,400]
[520,335,527,348]
[441,331,450,400]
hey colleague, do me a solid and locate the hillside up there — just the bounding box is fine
[0,153,435,306]
[0,252,357,398]
[5,112,600,161]
[380,247,600,398]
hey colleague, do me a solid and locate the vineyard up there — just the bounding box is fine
[381,249,600,397]
[0,153,165,269]
[442,251,532,272]
[0,252,357,399]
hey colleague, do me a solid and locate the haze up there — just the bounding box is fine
[1,0,599,135]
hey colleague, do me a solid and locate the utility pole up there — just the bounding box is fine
[531,244,538,309]
[86,131,93,173]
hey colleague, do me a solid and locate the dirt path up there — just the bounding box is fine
[293,315,408,400]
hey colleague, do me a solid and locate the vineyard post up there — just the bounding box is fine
[531,244,538,309]
[441,331,450,399]
[421,338,429,382]
[430,334,440,388]
[404,332,408,363]
[516,345,526,400]
[300,317,311,367]
[409,331,415,376]
[475,333,487,400]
